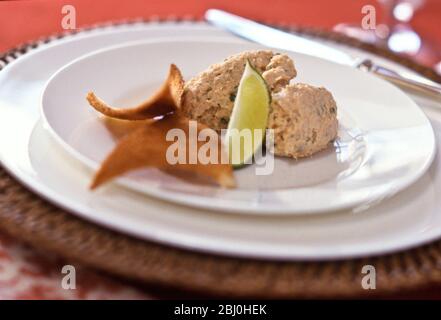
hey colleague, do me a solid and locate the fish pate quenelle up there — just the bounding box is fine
[182,50,338,159]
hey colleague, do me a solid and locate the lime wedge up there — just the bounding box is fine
[225,60,271,168]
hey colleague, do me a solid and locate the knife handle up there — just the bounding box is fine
[359,60,441,101]
[375,72,441,102]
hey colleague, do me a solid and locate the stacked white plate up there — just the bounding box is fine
[0,21,440,260]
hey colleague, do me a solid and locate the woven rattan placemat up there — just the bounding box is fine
[1,20,441,299]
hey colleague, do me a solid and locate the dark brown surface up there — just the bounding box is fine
[1,20,441,299]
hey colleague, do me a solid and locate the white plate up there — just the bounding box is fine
[1,22,441,260]
[41,38,435,214]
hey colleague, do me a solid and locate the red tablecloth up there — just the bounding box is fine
[1,0,441,300]
[2,0,441,65]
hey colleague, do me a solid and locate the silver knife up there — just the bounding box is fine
[205,9,441,101]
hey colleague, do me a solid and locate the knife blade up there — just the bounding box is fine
[205,9,355,65]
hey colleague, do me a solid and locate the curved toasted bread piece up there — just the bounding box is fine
[87,64,184,120]
[90,114,235,189]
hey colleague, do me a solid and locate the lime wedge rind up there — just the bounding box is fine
[225,60,271,168]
